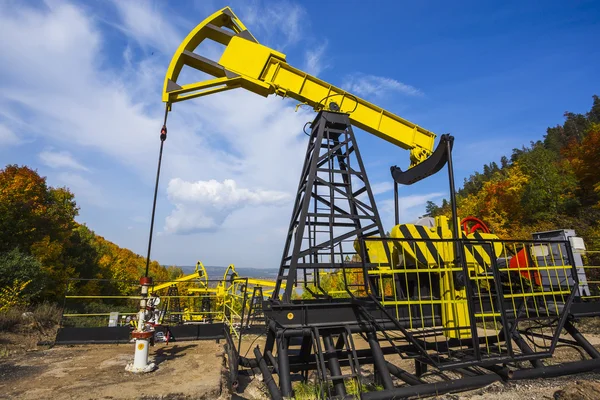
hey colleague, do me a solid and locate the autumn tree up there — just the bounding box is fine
[0,165,77,253]
[563,123,600,209]
[0,165,175,303]
[517,144,578,223]
[427,95,599,242]
[0,249,45,302]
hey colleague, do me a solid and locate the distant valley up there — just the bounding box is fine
[180,265,280,280]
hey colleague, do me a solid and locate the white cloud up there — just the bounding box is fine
[0,2,100,93]
[0,1,352,268]
[0,124,19,146]
[57,172,107,207]
[379,192,445,224]
[0,0,314,268]
[165,178,290,233]
[0,1,166,178]
[370,181,393,195]
[343,74,423,98]
[110,0,181,54]
[303,42,328,76]
[39,149,88,171]
[240,1,306,50]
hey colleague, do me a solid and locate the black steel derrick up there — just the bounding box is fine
[273,111,389,303]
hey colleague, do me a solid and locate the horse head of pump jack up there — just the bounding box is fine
[162,7,284,105]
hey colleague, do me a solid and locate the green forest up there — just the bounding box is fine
[426,95,600,246]
[0,164,183,314]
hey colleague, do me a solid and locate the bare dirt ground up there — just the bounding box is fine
[2,326,600,399]
[0,340,225,400]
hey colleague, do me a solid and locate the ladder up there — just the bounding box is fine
[244,286,265,329]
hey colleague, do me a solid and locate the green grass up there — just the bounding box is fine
[293,381,321,400]
[292,377,384,399]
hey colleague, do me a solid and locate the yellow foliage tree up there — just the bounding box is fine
[0,280,31,312]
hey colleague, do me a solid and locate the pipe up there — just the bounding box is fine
[277,338,292,397]
[482,364,509,379]
[265,351,279,374]
[394,181,399,226]
[385,361,424,386]
[445,136,467,291]
[564,321,600,359]
[254,346,283,400]
[512,331,544,368]
[508,358,600,380]
[367,332,394,390]
[323,335,347,397]
[267,319,442,337]
[415,359,428,376]
[290,356,376,372]
[238,356,258,368]
[361,373,501,400]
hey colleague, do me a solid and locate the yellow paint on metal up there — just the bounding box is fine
[162,7,436,168]
[219,36,285,80]
[150,261,208,293]
[353,237,393,266]
[380,216,506,339]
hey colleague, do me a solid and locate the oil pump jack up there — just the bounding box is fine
[157,7,600,399]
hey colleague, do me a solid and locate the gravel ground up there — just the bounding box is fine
[0,341,225,400]
[1,324,600,399]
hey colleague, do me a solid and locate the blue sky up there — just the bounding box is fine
[0,0,598,268]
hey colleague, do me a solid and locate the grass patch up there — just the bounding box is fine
[293,381,321,399]
[0,302,62,331]
[0,307,24,331]
[362,382,385,392]
[292,378,384,399]
[32,302,62,328]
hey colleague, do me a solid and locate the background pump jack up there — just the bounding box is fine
[159,6,600,399]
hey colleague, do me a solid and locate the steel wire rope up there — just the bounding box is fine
[144,106,169,277]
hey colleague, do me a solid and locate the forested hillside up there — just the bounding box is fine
[0,165,182,310]
[426,95,600,242]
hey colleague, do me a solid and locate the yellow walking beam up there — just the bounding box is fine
[162,7,436,167]
[235,277,285,289]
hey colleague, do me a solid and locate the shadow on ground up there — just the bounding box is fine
[152,344,196,366]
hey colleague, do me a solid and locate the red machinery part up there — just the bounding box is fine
[140,276,153,286]
[509,248,542,286]
[460,216,491,236]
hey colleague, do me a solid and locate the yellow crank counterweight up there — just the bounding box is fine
[162,7,436,168]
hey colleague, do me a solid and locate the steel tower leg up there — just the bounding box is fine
[273,111,388,302]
